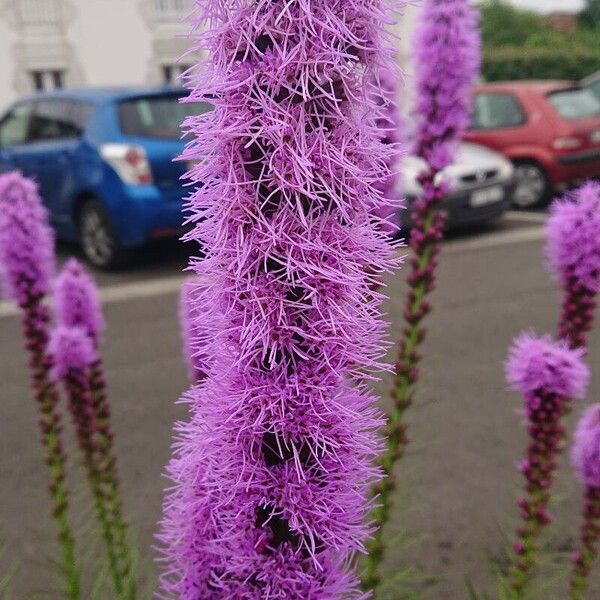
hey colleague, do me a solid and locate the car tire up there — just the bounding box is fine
[78,199,127,270]
[511,161,550,209]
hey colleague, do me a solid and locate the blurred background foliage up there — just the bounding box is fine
[479,0,600,81]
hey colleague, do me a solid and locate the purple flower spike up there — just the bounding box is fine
[49,325,97,381]
[506,332,589,593]
[413,0,481,171]
[372,0,480,589]
[54,259,133,592]
[505,333,589,400]
[54,258,105,347]
[372,66,404,237]
[547,182,600,294]
[570,404,600,597]
[179,279,210,382]
[0,171,54,306]
[0,171,80,596]
[159,0,403,596]
[546,182,600,350]
[573,405,600,489]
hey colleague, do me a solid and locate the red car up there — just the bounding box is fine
[465,81,600,208]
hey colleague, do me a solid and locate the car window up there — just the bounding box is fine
[588,79,600,102]
[28,100,92,143]
[0,104,33,148]
[471,93,526,130]
[547,88,600,120]
[118,95,213,139]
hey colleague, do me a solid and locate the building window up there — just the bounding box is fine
[30,69,65,92]
[152,0,193,21]
[162,64,191,85]
[14,0,64,26]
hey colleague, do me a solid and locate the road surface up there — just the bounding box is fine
[1,211,598,598]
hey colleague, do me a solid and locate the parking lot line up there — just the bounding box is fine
[504,210,548,224]
[0,275,185,319]
[0,224,545,319]
[445,225,544,253]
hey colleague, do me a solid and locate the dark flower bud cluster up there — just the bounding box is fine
[570,404,600,599]
[546,182,600,351]
[505,333,589,594]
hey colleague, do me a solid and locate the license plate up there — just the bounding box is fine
[471,186,504,207]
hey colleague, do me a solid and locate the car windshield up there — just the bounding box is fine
[547,88,600,120]
[118,95,213,139]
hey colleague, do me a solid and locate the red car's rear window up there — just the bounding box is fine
[547,88,600,120]
[471,92,526,130]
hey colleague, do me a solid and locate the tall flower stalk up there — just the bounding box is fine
[366,0,480,589]
[546,181,600,351]
[505,333,589,595]
[570,404,600,599]
[0,172,80,599]
[159,0,401,596]
[48,326,123,588]
[53,258,134,598]
[372,65,404,238]
[179,279,209,382]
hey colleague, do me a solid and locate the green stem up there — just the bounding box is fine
[63,372,124,597]
[22,300,81,599]
[508,487,548,596]
[508,391,566,596]
[363,178,445,592]
[90,361,135,599]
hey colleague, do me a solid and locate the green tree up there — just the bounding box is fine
[478,0,546,46]
[579,0,600,29]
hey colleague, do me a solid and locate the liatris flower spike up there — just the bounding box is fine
[546,181,600,350]
[50,325,98,381]
[570,404,600,599]
[0,172,80,599]
[179,279,208,382]
[49,324,128,597]
[372,65,404,238]
[0,172,54,305]
[54,258,105,347]
[158,0,402,597]
[412,0,481,172]
[506,333,589,595]
[53,258,134,598]
[367,0,481,590]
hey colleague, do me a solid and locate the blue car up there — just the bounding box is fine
[0,87,211,268]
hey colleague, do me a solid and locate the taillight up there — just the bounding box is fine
[100,144,153,185]
[552,137,583,150]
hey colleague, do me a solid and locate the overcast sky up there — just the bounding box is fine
[508,0,585,13]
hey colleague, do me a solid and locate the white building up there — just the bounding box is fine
[0,0,198,112]
[0,0,419,114]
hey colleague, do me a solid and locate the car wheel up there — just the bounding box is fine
[512,161,549,209]
[78,199,126,269]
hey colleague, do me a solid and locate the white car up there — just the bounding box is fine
[400,142,515,230]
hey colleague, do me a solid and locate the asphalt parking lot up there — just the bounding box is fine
[2,210,599,599]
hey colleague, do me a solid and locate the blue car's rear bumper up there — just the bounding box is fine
[107,184,187,248]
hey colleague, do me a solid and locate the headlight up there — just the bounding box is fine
[497,158,514,180]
